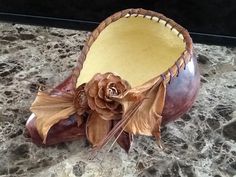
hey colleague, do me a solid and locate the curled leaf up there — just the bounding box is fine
[30,84,88,144]
[122,82,166,136]
[30,92,76,143]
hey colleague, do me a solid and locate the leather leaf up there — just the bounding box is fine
[122,82,166,137]
[86,111,112,147]
[30,91,77,143]
[111,76,165,136]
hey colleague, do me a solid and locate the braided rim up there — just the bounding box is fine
[71,8,193,87]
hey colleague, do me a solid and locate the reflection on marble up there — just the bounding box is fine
[0,22,235,177]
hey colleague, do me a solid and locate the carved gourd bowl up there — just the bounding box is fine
[26,9,200,145]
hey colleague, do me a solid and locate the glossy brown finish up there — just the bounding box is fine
[26,114,85,145]
[113,120,133,152]
[162,55,200,124]
[51,75,75,94]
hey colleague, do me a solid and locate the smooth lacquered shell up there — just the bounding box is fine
[162,55,200,124]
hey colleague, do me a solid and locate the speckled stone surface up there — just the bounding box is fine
[0,22,235,177]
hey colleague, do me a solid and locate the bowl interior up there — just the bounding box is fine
[77,16,185,87]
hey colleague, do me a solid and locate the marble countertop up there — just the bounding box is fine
[0,22,235,177]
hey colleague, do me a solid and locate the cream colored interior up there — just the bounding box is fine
[77,16,185,87]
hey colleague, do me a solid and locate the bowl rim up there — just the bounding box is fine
[72,8,193,87]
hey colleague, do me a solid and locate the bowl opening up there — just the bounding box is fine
[77,13,186,87]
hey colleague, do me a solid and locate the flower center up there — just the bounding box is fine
[108,86,118,97]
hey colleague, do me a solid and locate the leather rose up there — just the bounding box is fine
[74,83,89,116]
[84,72,132,147]
[85,72,130,119]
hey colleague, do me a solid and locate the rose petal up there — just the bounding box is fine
[104,95,112,102]
[98,87,105,99]
[105,72,114,78]
[106,102,122,114]
[93,73,104,81]
[94,96,106,109]
[86,111,112,146]
[105,101,118,111]
[98,78,108,89]
[107,73,121,81]
[96,108,114,120]
[84,74,95,90]
[115,81,127,93]
[88,81,99,97]
[87,97,96,110]
[107,82,116,88]
[74,84,88,115]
